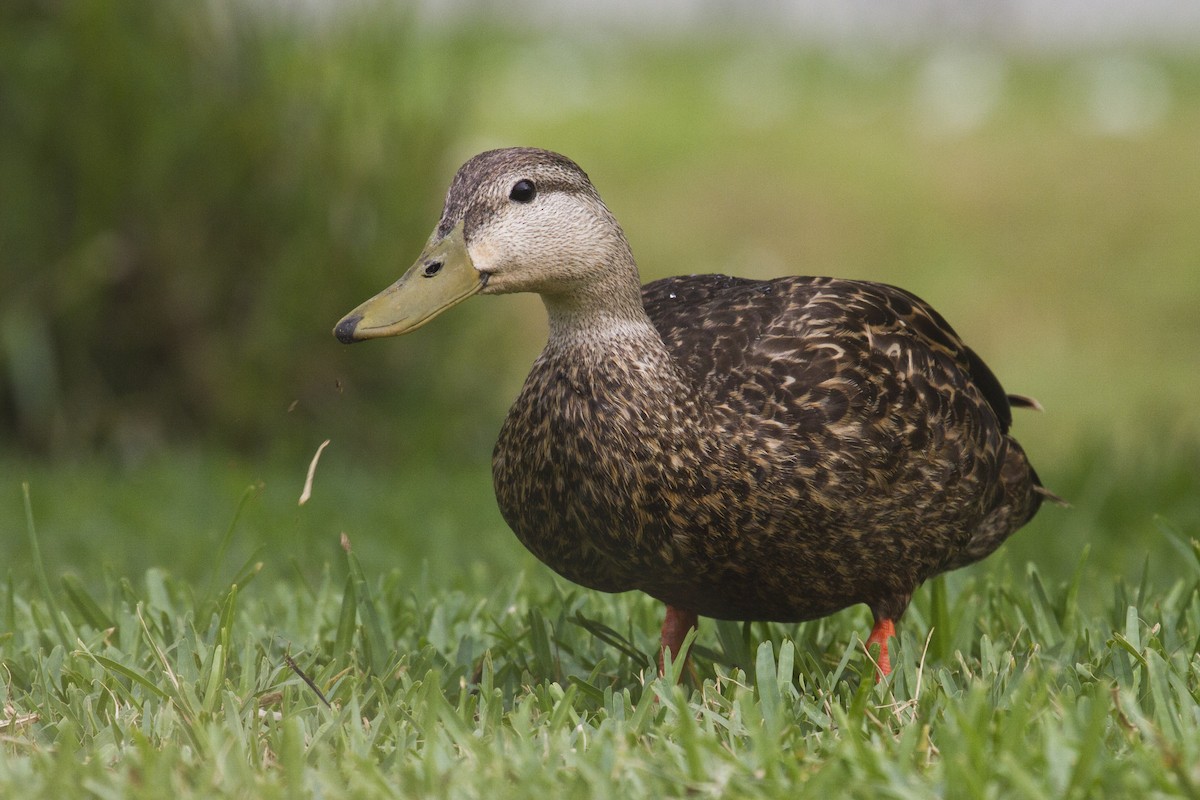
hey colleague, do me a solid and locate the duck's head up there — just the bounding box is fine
[334,147,638,343]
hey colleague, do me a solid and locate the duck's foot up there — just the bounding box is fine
[866,617,896,680]
[658,605,698,679]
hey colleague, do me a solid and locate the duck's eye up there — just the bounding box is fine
[509,179,536,203]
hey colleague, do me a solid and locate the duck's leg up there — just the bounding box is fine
[865,616,896,679]
[658,605,698,676]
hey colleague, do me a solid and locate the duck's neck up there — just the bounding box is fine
[540,250,662,353]
[543,297,661,351]
[539,282,698,423]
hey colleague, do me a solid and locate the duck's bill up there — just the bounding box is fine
[334,222,484,343]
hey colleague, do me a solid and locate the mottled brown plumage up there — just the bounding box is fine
[495,272,1045,623]
[336,147,1054,677]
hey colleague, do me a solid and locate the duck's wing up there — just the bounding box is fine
[641,274,1016,435]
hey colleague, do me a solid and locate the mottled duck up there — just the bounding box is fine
[335,147,1057,678]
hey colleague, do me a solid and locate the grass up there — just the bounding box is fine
[2,440,1199,798]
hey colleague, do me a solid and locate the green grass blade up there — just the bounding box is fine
[1153,517,1200,577]
[217,584,238,655]
[84,652,170,702]
[569,611,650,668]
[201,644,225,715]
[197,584,238,714]
[1109,633,1148,669]
[21,482,73,651]
[204,484,259,603]
[713,619,753,668]
[846,659,875,733]
[930,573,951,663]
[61,573,115,632]
[547,683,579,733]
[1123,605,1142,653]
[228,552,265,591]
[777,639,795,698]
[755,640,783,735]
[528,607,557,680]
[280,715,307,792]
[1064,690,1111,797]
[567,674,606,704]
[1136,556,1152,609]
[660,626,697,686]
[343,536,390,676]
[4,571,13,634]
[334,574,357,664]
[1061,544,1090,633]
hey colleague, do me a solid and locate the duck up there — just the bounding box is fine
[335,146,1057,679]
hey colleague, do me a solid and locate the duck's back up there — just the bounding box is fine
[643,274,1014,436]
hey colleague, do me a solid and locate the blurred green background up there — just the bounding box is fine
[2,0,1198,606]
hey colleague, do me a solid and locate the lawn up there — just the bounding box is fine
[3,30,1200,800]
[3,448,1199,798]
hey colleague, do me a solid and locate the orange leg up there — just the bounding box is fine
[866,617,896,679]
[658,605,698,675]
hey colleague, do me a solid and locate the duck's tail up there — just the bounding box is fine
[1006,394,1068,508]
[946,437,1063,571]
[1006,393,1044,412]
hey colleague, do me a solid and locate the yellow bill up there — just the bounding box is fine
[334,221,484,343]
